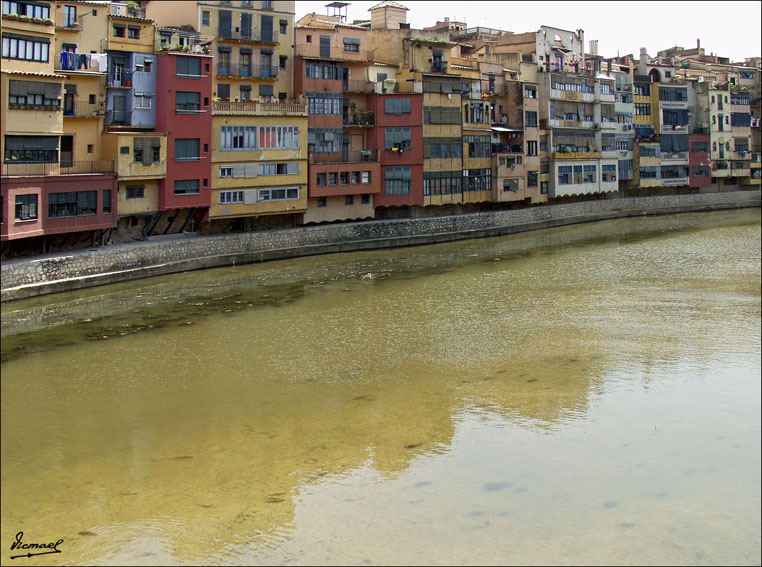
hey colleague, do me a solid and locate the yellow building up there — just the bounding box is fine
[146,0,295,102]
[209,101,308,223]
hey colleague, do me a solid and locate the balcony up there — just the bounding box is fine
[109,4,146,18]
[429,62,448,74]
[660,124,688,134]
[661,177,689,186]
[105,110,128,126]
[344,79,374,94]
[117,158,167,179]
[218,29,278,44]
[1,160,114,177]
[599,120,617,130]
[55,12,82,30]
[343,111,374,127]
[659,100,688,110]
[309,150,378,164]
[216,64,278,80]
[596,92,615,103]
[55,52,105,73]
[107,70,134,88]
[493,144,524,154]
[552,151,601,160]
[212,100,307,117]
[660,151,689,164]
[64,101,105,118]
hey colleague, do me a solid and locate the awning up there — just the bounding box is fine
[491,126,522,132]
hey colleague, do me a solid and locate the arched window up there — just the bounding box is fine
[725,115,729,124]
[711,95,715,104]
[712,115,716,124]
[712,141,717,152]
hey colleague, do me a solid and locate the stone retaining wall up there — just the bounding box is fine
[2,192,760,301]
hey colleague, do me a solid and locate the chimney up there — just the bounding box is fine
[444,17,449,23]
[697,38,700,49]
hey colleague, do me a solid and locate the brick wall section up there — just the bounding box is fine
[2,192,760,301]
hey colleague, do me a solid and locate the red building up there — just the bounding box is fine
[689,133,712,188]
[367,92,424,208]
[155,49,214,224]
[2,167,117,249]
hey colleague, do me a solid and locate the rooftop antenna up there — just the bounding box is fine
[325,2,349,23]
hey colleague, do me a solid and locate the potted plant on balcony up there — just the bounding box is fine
[71,21,79,28]
[32,16,43,23]
[43,18,54,25]
[350,102,359,125]
[19,14,29,21]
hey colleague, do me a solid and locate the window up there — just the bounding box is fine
[362,171,371,184]
[89,94,96,104]
[174,179,200,195]
[385,166,411,195]
[541,181,548,194]
[202,10,210,26]
[3,1,50,18]
[176,56,201,77]
[634,103,650,116]
[308,128,341,153]
[423,170,462,196]
[176,91,200,112]
[217,84,231,102]
[48,191,97,218]
[305,61,341,80]
[464,168,492,192]
[583,165,596,183]
[558,165,572,185]
[328,172,337,185]
[465,135,490,158]
[15,194,37,221]
[280,19,287,35]
[691,141,709,153]
[2,35,51,62]
[385,98,411,115]
[602,164,617,182]
[258,187,299,201]
[220,167,233,178]
[4,135,58,163]
[220,126,256,150]
[306,35,312,43]
[103,190,111,213]
[8,80,61,109]
[133,95,151,109]
[317,197,326,207]
[316,173,326,186]
[345,194,354,205]
[128,26,140,39]
[524,85,537,99]
[340,172,349,185]
[343,38,360,52]
[503,179,519,193]
[63,5,77,27]
[259,162,299,176]
[307,92,342,115]
[385,127,411,150]
[259,126,300,150]
[219,191,244,204]
[120,146,130,155]
[262,0,272,8]
[113,25,125,38]
[525,111,538,128]
[351,171,360,184]
[133,137,160,164]
[175,138,199,161]
[279,55,287,70]
[87,144,94,153]
[361,194,370,204]
[526,140,538,156]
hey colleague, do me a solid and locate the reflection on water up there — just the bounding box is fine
[1,209,760,566]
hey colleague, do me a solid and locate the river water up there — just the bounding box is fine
[1,209,760,566]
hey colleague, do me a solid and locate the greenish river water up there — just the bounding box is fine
[1,209,760,566]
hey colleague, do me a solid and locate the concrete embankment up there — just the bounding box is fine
[2,191,760,302]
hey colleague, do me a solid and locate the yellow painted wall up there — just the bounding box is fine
[1,75,64,136]
[302,196,375,224]
[63,119,103,162]
[106,17,155,54]
[116,180,160,216]
[0,19,56,74]
[102,133,168,180]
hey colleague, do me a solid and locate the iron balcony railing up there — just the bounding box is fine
[2,160,115,177]
[218,28,277,43]
[55,12,82,29]
[216,64,278,79]
[64,101,105,117]
[343,111,374,127]
[492,144,523,154]
[107,70,134,87]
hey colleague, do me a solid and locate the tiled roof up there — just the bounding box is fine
[1,69,68,79]
[369,1,409,11]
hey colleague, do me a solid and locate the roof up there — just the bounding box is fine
[1,69,68,79]
[369,1,409,11]
[297,16,368,30]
